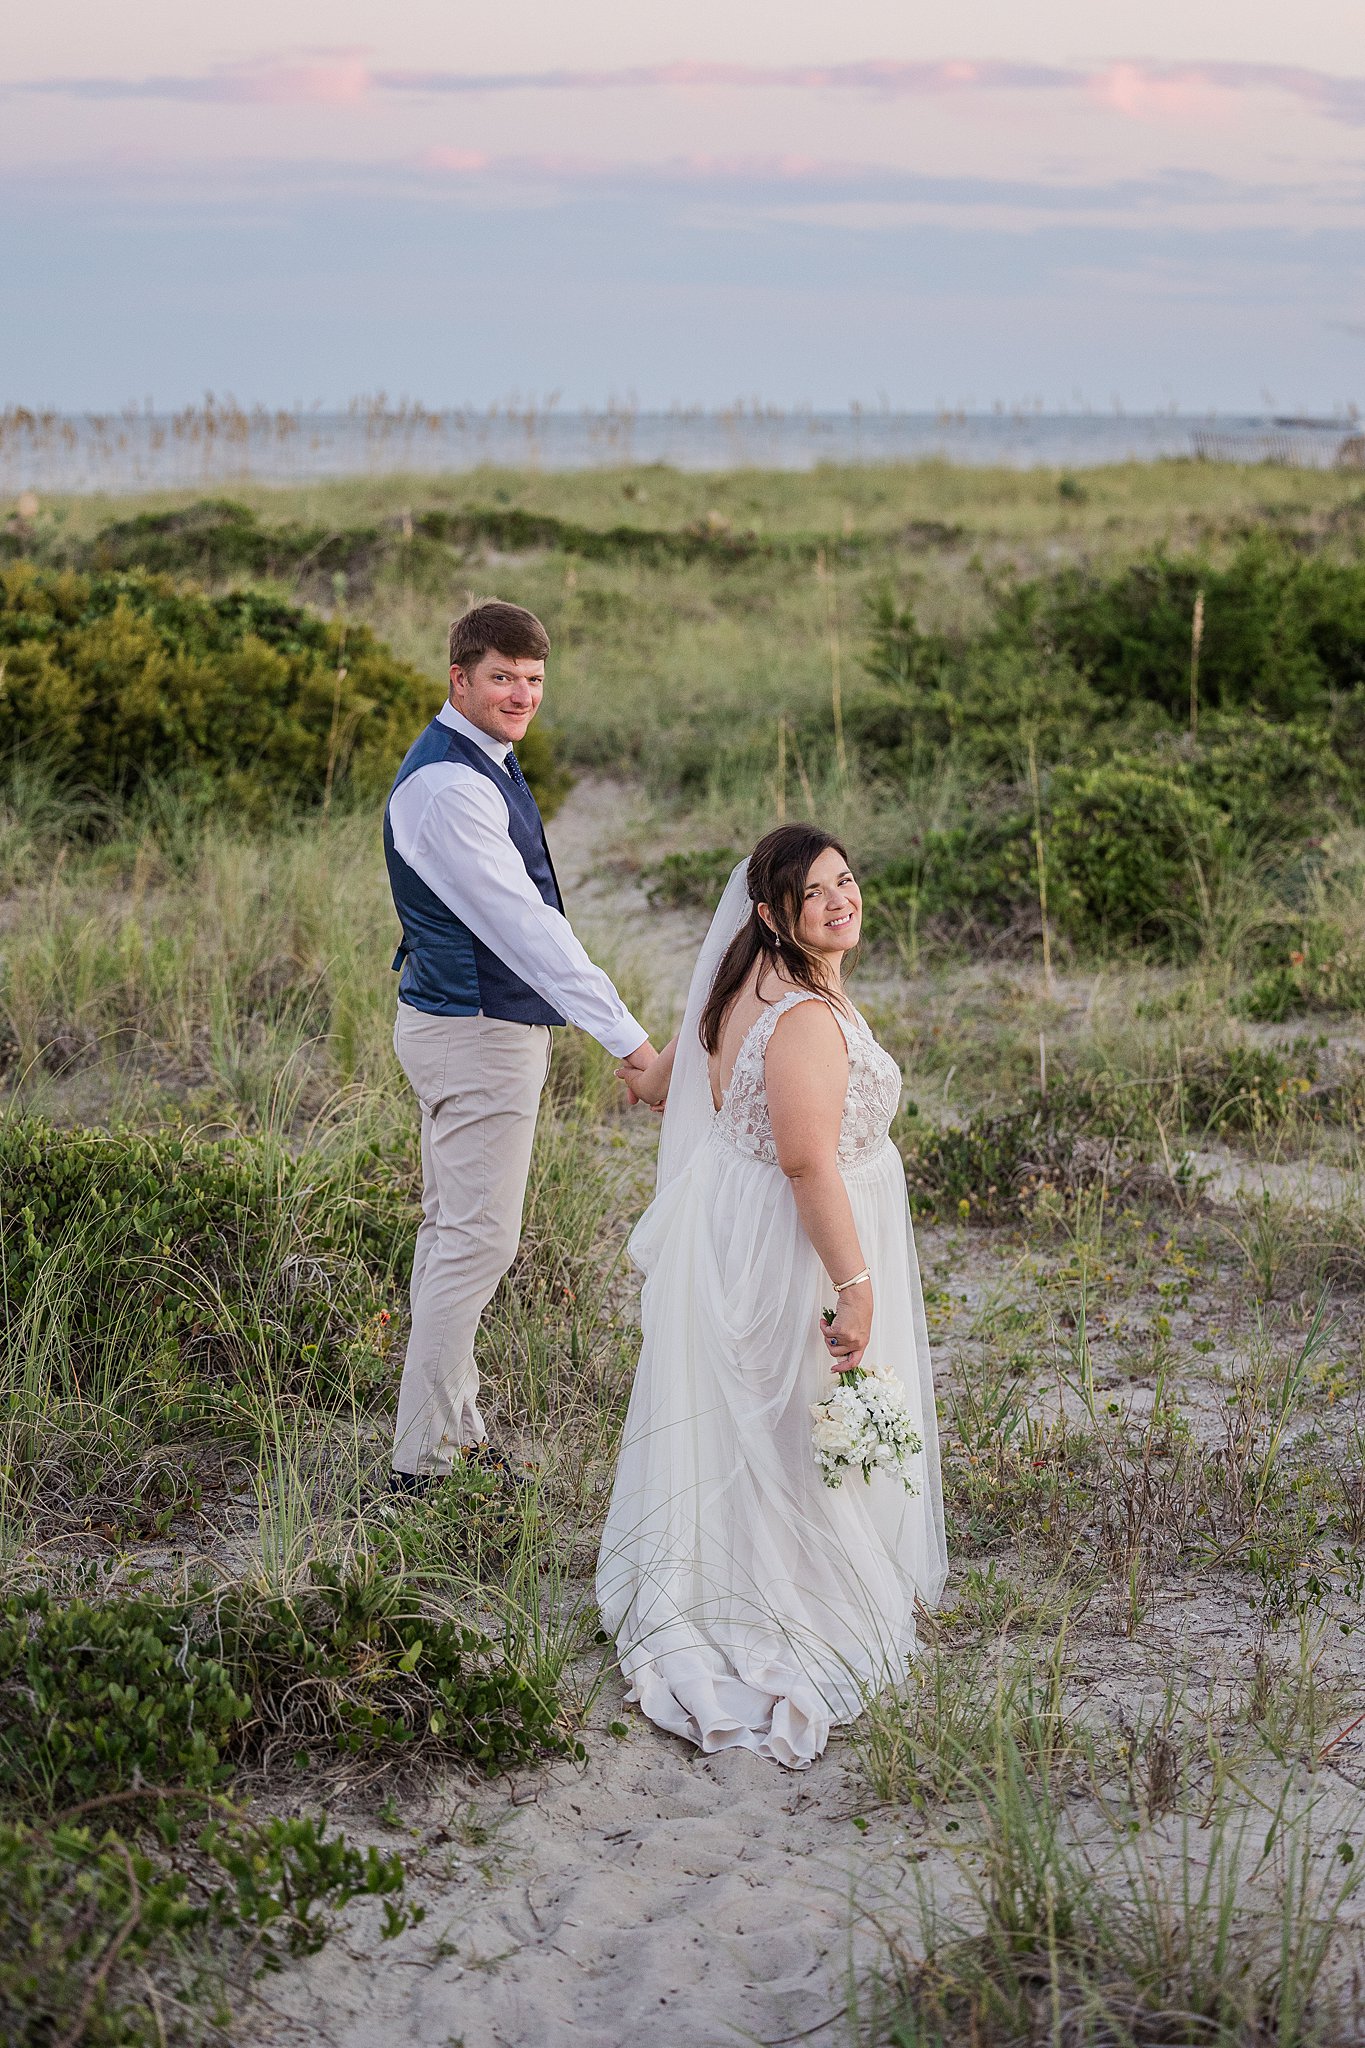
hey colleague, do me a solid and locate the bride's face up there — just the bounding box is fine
[794,847,862,961]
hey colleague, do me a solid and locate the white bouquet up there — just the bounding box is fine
[811,1362,923,1492]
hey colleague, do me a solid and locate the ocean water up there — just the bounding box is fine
[2,404,1361,493]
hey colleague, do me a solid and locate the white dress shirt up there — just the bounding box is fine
[387,702,647,1059]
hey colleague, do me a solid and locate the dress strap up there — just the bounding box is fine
[756,988,856,1050]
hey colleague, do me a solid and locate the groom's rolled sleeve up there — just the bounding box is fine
[396,769,648,1058]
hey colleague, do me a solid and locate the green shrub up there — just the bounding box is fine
[86,498,378,585]
[1239,934,1365,1021]
[196,1811,417,1957]
[1182,712,1348,835]
[375,1454,526,1582]
[903,1044,1340,1210]
[858,594,1104,771]
[0,1570,551,2036]
[1175,1040,1323,1133]
[13,495,440,599]
[902,1081,1167,1222]
[0,562,428,816]
[863,543,1365,757]
[644,845,741,910]
[0,1119,409,1406]
[860,813,1036,947]
[859,542,1365,773]
[847,552,1365,967]
[860,587,961,696]
[0,1820,203,2046]
[419,503,951,568]
[418,503,780,565]
[4,494,910,591]
[0,559,573,823]
[1047,764,1224,954]
[216,1562,576,1773]
[0,1565,573,1820]
[848,570,1363,965]
[997,536,1365,721]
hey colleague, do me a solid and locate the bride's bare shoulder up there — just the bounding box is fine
[764,991,850,1062]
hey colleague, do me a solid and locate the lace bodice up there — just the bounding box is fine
[712,990,903,1167]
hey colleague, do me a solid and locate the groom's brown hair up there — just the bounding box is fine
[449,600,550,671]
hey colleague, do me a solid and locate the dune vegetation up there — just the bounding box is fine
[2,458,1365,2043]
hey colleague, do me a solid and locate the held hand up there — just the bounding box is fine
[616,1034,676,1112]
[615,1039,660,1109]
[822,1281,872,1375]
[616,1051,668,1109]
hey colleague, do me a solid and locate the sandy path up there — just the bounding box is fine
[543,772,709,1022]
[246,1727,934,2048]
[1188,1141,1363,1210]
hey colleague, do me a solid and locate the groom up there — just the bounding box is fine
[383,599,655,1494]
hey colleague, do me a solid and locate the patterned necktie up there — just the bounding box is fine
[505,748,561,904]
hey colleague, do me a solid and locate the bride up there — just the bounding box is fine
[596,824,947,1768]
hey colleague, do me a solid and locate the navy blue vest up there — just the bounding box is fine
[383,718,566,1026]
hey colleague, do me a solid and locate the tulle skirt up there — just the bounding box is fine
[596,1129,948,1768]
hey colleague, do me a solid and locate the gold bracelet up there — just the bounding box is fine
[833,1267,870,1293]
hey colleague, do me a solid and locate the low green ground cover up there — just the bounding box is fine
[2,492,945,587]
[0,1568,572,1814]
[1,1810,415,2046]
[0,1558,569,2040]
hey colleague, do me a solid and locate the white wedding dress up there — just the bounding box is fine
[597,880,948,1768]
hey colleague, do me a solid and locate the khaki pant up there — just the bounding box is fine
[391,1007,551,1475]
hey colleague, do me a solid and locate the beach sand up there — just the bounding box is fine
[244,1713,934,2048]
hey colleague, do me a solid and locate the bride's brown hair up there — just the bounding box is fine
[699,824,856,1055]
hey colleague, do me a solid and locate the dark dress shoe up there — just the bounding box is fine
[386,1469,440,1501]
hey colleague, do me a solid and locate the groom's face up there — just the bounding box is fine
[449,649,546,745]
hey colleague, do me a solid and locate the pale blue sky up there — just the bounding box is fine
[3,0,1362,412]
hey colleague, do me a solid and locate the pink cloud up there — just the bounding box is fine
[373,55,1365,125]
[1089,62,1235,125]
[210,50,374,106]
[1195,62,1365,126]
[421,146,490,173]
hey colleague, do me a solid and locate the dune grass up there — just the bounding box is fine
[30,454,1364,548]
